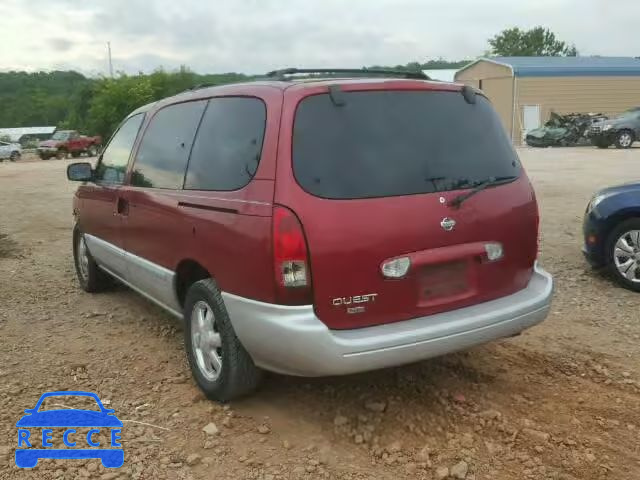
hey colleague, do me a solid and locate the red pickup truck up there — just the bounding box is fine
[38,130,102,160]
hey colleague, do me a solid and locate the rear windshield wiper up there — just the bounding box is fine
[448,175,518,209]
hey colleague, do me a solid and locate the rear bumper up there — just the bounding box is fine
[224,263,553,377]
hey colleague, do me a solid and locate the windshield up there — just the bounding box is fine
[615,109,640,120]
[51,131,70,141]
[37,395,102,412]
[293,90,520,200]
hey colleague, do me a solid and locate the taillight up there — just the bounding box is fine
[272,205,312,305]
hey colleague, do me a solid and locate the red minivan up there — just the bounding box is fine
[67,69,553,401]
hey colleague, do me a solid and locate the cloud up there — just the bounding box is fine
[114,53,189,75]
[2,0,640,74]
[50,38,74,52]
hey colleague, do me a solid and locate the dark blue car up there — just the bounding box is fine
[15,391,123,468]
[583,182,640,291]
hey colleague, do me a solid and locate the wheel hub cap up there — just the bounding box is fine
[620,134,632,147]
[191,301,223,381]
[613,230,640,283]
[77,236,90,281]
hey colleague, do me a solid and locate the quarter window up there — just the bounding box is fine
[132,101,207,189]
[94,113,144,184]
[185,97,266,191]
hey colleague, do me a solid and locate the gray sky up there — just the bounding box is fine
[1,0,638,75]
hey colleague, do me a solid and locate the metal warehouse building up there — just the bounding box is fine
[455,56,640,144]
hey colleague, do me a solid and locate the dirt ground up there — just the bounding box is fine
[1,147,639,480]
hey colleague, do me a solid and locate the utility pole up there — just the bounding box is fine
[107,42,114,78]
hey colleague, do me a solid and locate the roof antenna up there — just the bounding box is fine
[328,85,346,107]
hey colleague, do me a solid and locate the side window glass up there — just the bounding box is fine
[185,97,266,191]
[132,101,206,189]
[94,114,144,185]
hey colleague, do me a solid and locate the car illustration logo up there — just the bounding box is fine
[15,391,124,468]
[440,217,456,231]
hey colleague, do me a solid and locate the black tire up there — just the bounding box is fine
[184,278,263,402]
[9,151,20,162]
[71,151,81,158]
[614,130,634,149]
[39,153,50,160]
[605,218,640,292]
[72,227,110,293]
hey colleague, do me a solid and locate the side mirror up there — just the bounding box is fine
[67,162,93,182]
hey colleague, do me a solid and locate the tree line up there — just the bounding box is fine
[0,60,473,141]
[0,68,249,142]
[0,26,576,142]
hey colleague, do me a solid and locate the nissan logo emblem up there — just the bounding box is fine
[440,217,456,231]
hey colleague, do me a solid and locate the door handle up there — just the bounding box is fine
[115,197,129,216]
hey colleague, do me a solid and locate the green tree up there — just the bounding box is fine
[83,68,250,140]
[0,68,250,137]
[86,74,155,140]
[0,71,90,128]
[488,27,578,56]
[60,82,96,130]
[367,59,470,72]
[5,61,487,141]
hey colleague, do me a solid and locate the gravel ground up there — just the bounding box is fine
[1,147,639,479]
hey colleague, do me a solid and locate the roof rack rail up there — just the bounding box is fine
[187,83,213,90]
[265,68,430,80]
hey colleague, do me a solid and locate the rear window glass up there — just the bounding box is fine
[292,90,520,199]
[185,97,266,191]
[132,100,206,189]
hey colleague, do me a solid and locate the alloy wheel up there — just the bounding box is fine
[613,230,640,283]
[77,235,90,282]
[191,300,223,381]
[618,132,633,148]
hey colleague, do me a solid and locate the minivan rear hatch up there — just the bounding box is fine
[278,82,538,329]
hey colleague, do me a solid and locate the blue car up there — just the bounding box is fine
[15,391,123,468]
[583,182,640,291]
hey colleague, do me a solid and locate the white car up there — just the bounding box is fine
[0,141,22,162]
